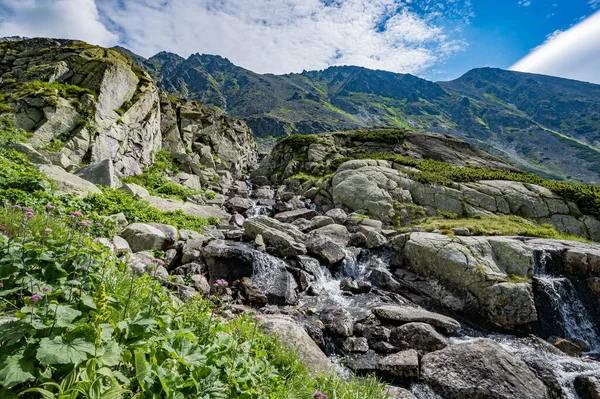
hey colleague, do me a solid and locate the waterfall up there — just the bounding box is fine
[533,249,600,352]
[252,251,295,304]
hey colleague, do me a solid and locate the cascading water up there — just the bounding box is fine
[533,249,600,353]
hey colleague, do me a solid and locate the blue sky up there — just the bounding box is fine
[0,0,598,83]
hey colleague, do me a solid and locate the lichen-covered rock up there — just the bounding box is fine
[421,340,548,399]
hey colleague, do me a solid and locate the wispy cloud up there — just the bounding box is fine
[590,0,600,10]
[510,10,600,84]
[0,0,117,46]
[93,0,472,75]
[518,1,532,7]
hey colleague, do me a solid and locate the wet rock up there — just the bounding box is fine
[201,240,255,283]
[377,349,419,381]
[307,283,325,296]
[243,216,306,257]
[384,386,417,399]
[340,277,372,294]
[371,341,397,353]
[307,234,346,265]
[304,320,326,348]
[364,326,391,346]
[325,208,348,224]
[553,338,583,357]
[121,223,177,252]
[261,315,334,375]
[226,196,254,214]
[421,339,548,399]
[190,274,211,294]
[274,208,318,223]
[349,232,368,247]
[234,277,268,307]
[574,375,600,399]
[373,305,461,331]
[320,308,354,337]
[343,337,369,353]
[389,322,448,355]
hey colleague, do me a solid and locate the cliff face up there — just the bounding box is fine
[0,38,257,181]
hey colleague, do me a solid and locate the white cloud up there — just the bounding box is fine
[95,0,470,75]
[590,0,600,10]
[510,11,600,84]
[518,1,532,7]
[0,0,117,46]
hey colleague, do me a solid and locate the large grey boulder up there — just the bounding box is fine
[146,196,231,223]
[377,349,419,380]
[38,165,101,197]
[306,234,346,265]
[75,159,120,188]
[274,208,318,223]
[121,223,177,252]
[391,233,537,328]
[243,216,306,257]
[261,315,334,375]
[319,308,354,337]
[421,339,548,399]
[389,322,448,354]
[226,196,254,214]
[8,142,51,164]
[372,305,460,331]
[119,183,150,198]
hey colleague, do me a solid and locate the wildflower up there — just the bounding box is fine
[31,294,42,303]
[25,211,34,219]
[236,327,243,335]
[153,258,165,266]
[11,205,21,210]
[42,286,50,292]
[0,282,3,288]
[81,265,88,271]
[214,279,229,287]
[313,391,328,399]
[96,222,103,227]
[44,228,52,233]
[253,315,261,322]
[45,205,56,211]
[22,207,33,213]
[79,220,91,227]
[70,211,83,219]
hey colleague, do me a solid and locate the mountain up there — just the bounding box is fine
[122,49,600,183]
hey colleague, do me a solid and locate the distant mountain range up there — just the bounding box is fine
[115,46,600,183]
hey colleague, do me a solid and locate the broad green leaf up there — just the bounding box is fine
[53,305,82,328]
[37,336,95,365]
[134,350,151,391]
[0,349,35,388]
[98,340,121,367]
[18,388,55,399]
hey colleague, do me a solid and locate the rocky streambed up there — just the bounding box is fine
[99,177,600,399]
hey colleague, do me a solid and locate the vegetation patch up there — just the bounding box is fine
[20,80,94,98]
[277,134,320,149]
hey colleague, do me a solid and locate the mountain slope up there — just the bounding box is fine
[122,50,600,183]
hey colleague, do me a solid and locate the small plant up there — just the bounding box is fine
[205,190,217,200]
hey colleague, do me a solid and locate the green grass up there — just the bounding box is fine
[20,80,94,98]
[277,134,321,149]
[412,214,589,242]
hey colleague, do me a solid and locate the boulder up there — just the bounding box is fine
[243,216,306,257]
[372,305,460,331]
[119,183,150,198]
[553,338,583,357]
[349,232,368,247]
[8,142,51,164]
[384,386,417,399]
[303,216,335,232]
[274,208,318,223]
[363,326,391,347]
[309,224,351,246]
[261,315,334,375]
[320,308,354,337]
[129,251,168,278]
[172,262,205,276]
[181,237,207,264]
[112,236,131,256]
[121,223,177,252]
[340,277,372,294]
[389,322,448,354]
[421,340,548,399]
[38,165,101,197]
[366,230,388,249]
[146,196,231,223]
[226,196,254,214]
[377,349,419,381]
[325,208,348,224]
[190,274,211,294]
[75,159,120,188]
[306,234,347,265]
[574,375,600,399]
[234,277,268,307]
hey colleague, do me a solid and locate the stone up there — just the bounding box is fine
[349,232,368,247]
[363,326,391,346]
[146,196,231,223]
[451,227,471,236]
[553,338,583,357]
[303,216,335,232]
[389,322,448,354]
[274,208,318,223]
[261,315,334,375]
[8,142,51,164]
[234,277,268,308]
[164,248,180,270]
[190,274,211,294]
[309,224,350,246]
[325,208,348,224]
[226,196,254,214]
[177,285,197,301]
[253,176,269,187]
[366,230,388,249]
[377,350,419,380]
[38,165,101,197]
[181,237,207,264]
[574,375,600,399]
[121,223,177,252]
[75,159,121,188]
[231,213,245,228]
[129,251,168,279]
[112,236,131,255]
[371,341,397,353]
[172,262,205,276]
[343,337,369,353]
[372,305,460,331]
[384,386,417,399]
[119,183,150,198]
[307,283,325,296]
[243,216,306,257]
[421,340,548,399]
[340,277,372,294]
[320,308,354,337]
[306,234,346,265]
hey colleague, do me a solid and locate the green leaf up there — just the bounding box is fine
[18,388,55,399]
[36,336,95,365]
[53,305,82,328]
[134,350,151,391]
[0,348,35,388]
[98,340,121,367]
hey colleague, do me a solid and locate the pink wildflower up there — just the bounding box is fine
[96,222,103,227]
[154,258,165,266]
[42,286,50,292]
[44,228,52,233]
[46,205,56,211]
[0,282,3,288]
[253,315,261,322]
[81,265,88,271]
[31,294,42,303]
[25,211,34,219]
[313,392,328,399]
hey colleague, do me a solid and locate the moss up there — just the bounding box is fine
[277,134,320,148]
[20,80,94,98]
